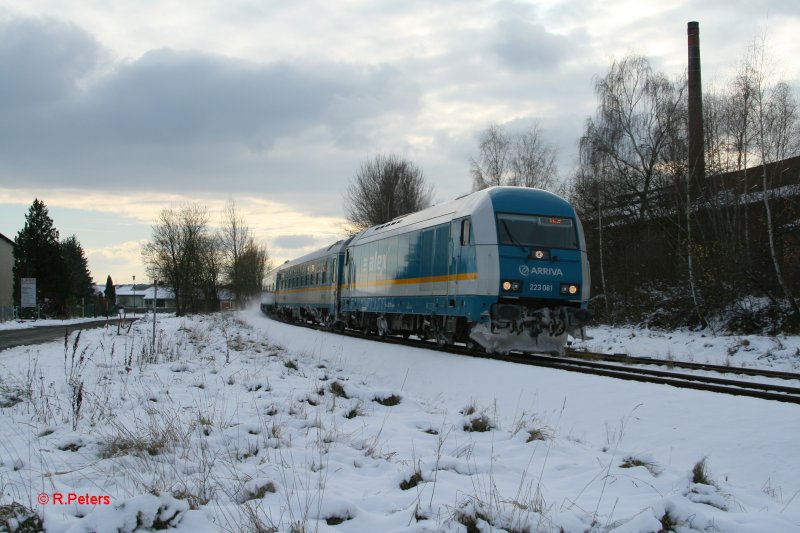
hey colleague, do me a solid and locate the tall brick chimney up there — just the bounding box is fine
[687,21,704,184]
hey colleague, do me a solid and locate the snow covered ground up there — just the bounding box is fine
[0,309,798,532]
[572,325,800,373]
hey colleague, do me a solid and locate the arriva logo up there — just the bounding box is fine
[519,265,563,277]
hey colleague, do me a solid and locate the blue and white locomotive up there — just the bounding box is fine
[261,186,592,354]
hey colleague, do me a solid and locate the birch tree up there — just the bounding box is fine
[471,123,559,191]
[745,39,800,316]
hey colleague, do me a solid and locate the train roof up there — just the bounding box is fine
[352,186,574,245]
[268,187,576,272]
[269,237,352,273]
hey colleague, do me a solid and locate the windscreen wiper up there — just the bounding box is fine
[500,219,528,254]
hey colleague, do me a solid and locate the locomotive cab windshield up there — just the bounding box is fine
[496,213,578,250]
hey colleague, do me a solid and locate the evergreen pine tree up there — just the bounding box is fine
[13,199,64,314]
[60,235,94,308]
[104,275,116,304]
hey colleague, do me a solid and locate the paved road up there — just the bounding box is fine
[0,319,137,352]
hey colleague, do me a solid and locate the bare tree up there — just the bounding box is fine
[196,232,223,312]
[238,239,270,306]
[572,54,709,325]
[584,55,686,221]
[344,153,433,232]
[142,203,215,316]
[221,199,249,306]
[509,124,559,190]
[219,199,271,308]
[471,123,560,191]
[471,123,512,190]
[569,149,611,317]
[745,39,800,317]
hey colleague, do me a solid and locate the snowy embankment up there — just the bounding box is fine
[0,310,798,532]
[572,325,800,373]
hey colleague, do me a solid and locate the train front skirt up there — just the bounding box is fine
[469,306,588,356]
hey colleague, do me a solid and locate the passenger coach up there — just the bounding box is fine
[261,238,351,325]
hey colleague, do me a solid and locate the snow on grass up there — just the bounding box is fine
[0,310,798,532]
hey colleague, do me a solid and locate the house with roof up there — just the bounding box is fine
[111,284,176,313]
[114,284,149,313]
[0,232,14,320]
[141,285,176,312]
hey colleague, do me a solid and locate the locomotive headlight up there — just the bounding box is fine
[502,281,512,291]
[560,283,580,296]
[501,280,522,292]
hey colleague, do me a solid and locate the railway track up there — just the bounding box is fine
[564,348,800,381]
[483,350,800,404]
[270,317,800,404]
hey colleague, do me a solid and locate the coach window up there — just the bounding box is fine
[460,218,472,245]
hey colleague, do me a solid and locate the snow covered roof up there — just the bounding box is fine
[114,284,151,296]
[140,286,175,299]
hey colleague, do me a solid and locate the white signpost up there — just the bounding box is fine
[20,278,36,308]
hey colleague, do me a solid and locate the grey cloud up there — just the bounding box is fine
[491,19,573,71]
[0,16,104,111]
[273,235,318,249]
[83,51,418,145]
[0,16,421,197]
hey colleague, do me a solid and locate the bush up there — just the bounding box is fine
[0,503,43,533]
[692,457,713,485]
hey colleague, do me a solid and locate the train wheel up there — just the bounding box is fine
[377,316,389,339]
[435,332,447,348]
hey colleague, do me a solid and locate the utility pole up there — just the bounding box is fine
[152,281,157,354]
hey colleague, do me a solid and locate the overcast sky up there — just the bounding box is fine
[1,1,798,286]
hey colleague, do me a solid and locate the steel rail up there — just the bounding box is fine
[565,348,800,381]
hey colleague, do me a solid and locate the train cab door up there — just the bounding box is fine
[449,217,472,306]
[331,256,339,314]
